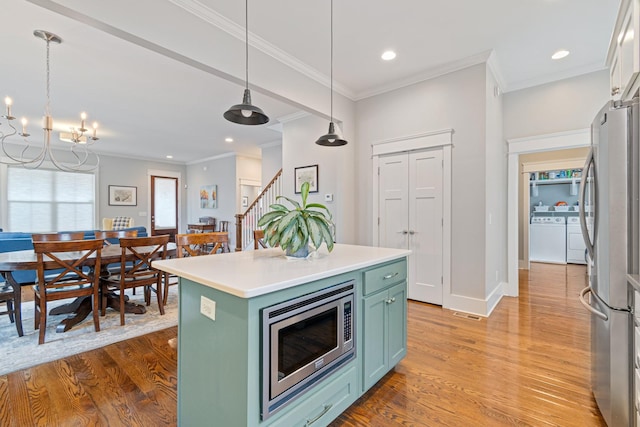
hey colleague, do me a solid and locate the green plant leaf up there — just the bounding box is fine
[300,181,310,208]
[275,195,300,209]
[306,216,323,249]
[317,219,334,252]
[289,230,306,253]
[297,215,309,241]
[269,204,289,212]
[266,222,281,247]
[279,220,298,248]
[277,211,301,234]
[257,211,285,227]
[306,205,333,220]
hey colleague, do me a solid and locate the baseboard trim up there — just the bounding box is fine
[445,282,505,317]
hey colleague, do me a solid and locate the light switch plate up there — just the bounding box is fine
[200,296,216,321]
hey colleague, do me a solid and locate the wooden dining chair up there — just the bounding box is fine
[94,229,138,245]
[33,239,104,345]
[32,232,85,242]
[101,235,169,325]
[169,232,230,305]
[0,280,21,337]
[254,229,278,249]
[254,229,268,249]
[175,232,230,258]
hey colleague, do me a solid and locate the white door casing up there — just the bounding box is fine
[372,130,452,306]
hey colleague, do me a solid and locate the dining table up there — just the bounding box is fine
[0,242,176,336]
[187,223,216,233]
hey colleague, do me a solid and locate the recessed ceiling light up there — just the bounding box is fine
[225,137,234,143]
[381,50,396,61]
[551,49,570,60]
[166,155,173,159]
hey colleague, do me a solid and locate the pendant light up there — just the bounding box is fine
[223,0,269,125]
[315,0,347,146]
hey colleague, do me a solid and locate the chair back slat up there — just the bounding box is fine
[175,232,230,258]
[94,230,138,245]
[32,232,85,242]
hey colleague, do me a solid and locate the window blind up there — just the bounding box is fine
[7,167,95,232]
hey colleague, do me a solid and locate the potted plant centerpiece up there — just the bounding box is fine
[257,181,334,258]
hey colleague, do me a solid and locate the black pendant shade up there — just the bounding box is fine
[315,122,347,146]
[224,89,269,125]
[315,0,347,146]
[223,0,269,126]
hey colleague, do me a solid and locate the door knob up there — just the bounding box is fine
[397,230,408,235]
[409,230,415,235]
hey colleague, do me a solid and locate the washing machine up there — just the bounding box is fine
[566,216,591,264]
[529,216,566,264]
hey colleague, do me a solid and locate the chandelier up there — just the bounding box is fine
[0,30,100,172]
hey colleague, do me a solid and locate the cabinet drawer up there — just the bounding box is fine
[270,364,358,427]
[363,259,407,296]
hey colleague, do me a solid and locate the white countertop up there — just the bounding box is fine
[153,244,410,298]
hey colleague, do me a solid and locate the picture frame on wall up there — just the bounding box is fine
[294,165,319,194]
[200,184,217,209]
[242,196,249,208]
[108,185,137,206]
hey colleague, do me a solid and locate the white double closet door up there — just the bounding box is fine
[378,148,444,305]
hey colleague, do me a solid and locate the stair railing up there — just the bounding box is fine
[235,169,282,251]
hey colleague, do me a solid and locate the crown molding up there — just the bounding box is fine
[504,61,607,93]
[169,0,355,100]
[186,151,236,166]
[486,50,506,93]
[354,50,493,100]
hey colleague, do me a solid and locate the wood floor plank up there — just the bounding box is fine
[0,263,607,426]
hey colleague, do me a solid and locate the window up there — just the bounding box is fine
[7,167,95,232]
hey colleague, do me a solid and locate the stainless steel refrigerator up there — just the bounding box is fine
[579,100,635,426]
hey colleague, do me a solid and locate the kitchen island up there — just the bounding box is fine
[153,244,410,427]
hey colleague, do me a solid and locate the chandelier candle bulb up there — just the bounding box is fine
[4,97,13,119]
[92,122,98,139]
[20,118,28,136]
[80,112,87,132]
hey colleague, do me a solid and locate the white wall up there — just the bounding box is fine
[186,154,237,246]
[503,70,610,140]
[98,154,187,232]
[236,156,262,212]
[484,65,506,308]
[261,143,283,185]
[281,114,356,244]
[355,64,488,301]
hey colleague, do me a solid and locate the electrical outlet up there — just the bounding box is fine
[200,296,216,321]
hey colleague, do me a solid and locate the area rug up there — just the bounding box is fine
[0,286,178,376]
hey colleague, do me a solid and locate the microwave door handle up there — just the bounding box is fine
[579,148,595,260]
[579,286,608,321]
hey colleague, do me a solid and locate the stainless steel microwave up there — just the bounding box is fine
[261,281,355,420]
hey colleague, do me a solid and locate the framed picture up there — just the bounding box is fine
[108,185,137,206]
[200,184,217,209]
[294,165,319,194]
[242,196,249,208]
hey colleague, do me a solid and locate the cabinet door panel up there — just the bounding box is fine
[362,290,389,391]
[388,283,407,367]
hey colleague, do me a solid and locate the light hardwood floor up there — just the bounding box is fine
[0,262,606,426]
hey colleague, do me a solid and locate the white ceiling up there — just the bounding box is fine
[1,0,621,164]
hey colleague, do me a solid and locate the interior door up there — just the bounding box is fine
[378,148,444,304]
[378,154,408,250]
[151,175,178,240]
[408,150,443,304]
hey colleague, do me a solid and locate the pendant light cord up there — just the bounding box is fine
[245,0,249,90]
[330,0,333,123]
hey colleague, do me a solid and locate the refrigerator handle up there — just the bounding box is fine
[579,148,595,260]
[579,286,608,321]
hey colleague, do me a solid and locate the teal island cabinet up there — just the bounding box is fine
[153,244,410,427]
